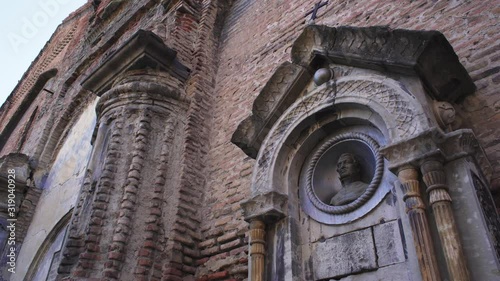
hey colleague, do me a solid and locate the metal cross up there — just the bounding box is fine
[306,0,328,22]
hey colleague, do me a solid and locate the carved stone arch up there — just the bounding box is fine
[251,74,429,198]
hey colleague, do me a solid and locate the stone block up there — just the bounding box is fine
[313,228,377,280]
[339,262,411,281]
[373,220,406,267]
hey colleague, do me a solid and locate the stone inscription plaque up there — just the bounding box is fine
[313,228,377,279]
[373,220,406,267]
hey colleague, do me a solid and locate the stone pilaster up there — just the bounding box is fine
[397,166,441,281]
[421,159,470,281]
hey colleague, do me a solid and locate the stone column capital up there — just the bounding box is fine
[421,158,445,174]
[381,128,492,181]
[241,191,288,224]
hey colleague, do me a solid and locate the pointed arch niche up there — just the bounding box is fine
[233,25,499,281]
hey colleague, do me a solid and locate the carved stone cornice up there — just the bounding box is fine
[380,128,492,181]
[82,29,190,96]
[291,25,475,102]
[240,191,288,223]
[231,62,310,158]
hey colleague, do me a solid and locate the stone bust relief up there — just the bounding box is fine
[300,131,385,223]
[329,153,368,205]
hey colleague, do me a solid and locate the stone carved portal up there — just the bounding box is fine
[235,25,497,281]
[239,71,419,279]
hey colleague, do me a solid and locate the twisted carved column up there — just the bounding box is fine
[57,69,186,280]
[397,166,441,281]
[249,219,266,281]
[421,159,470,281]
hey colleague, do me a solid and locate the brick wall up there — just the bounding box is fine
[198,0,500,279]
[1,0,498,280]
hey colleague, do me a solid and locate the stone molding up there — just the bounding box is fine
[233,25,475,161]
[251,76,428,197]
[298,129,393,225]
[231,62,310,159]
[303,132,383,214]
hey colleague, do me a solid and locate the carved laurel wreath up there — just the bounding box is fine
[305,132,384,214]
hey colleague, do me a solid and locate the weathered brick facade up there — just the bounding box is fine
[0,0,498,280]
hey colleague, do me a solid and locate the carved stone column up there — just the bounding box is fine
[397,166,441,281]
[249,219,266,281]
[241,191,287,281]
[382,128,497,280]
[421,159,470,281]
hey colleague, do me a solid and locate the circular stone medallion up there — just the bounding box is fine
[300,132,387,224]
